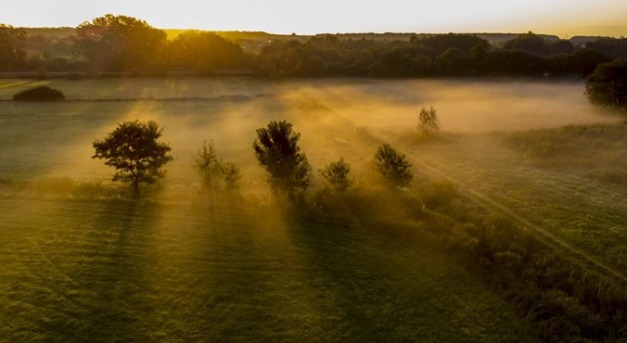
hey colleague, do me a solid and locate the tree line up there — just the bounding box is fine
[4,14,627,108]
[1,14,626,78]
[92,118,418,199]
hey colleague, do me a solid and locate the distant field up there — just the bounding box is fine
[1,77,624,340]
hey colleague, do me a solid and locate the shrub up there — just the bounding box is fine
[319,158,352,192]
[418,106,440,135]
[585,59,627,108]
[193,140,242,190]
[374,144,413,188]
[13,86,65,101]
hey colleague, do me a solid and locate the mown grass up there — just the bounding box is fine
[0,197,534,342]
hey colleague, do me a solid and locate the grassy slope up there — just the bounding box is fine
[0,198,534,342]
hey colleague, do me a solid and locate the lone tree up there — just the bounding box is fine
[585,59,627,108]
[93,120,173,194]
[193,140,241,189]
[319,158,352,192]
[374,144,413,188]
[418,106,440,135]
[253,120,312,198]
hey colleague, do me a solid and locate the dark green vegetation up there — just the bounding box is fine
[12,85,64,101]
[3,14,627,80]
[193,140,241,189]
[0,78,625,341]
[319,158,352,192]
[418,106,440,135]
[253,120,312,198]
[92,120,173,193]
[585,59,627,108]
[374,144,413,188]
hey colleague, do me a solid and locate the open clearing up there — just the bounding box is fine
[1,77,624,340]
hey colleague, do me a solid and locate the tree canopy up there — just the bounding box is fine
[168,31,248,74]
[374,144,413,188]
[585,59,627,108]
[76,14,167,72]
[0,24,27,71]
[92,120,173,193]
[253,120,312,197]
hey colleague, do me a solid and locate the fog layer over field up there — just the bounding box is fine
[1,78,626,341]
[0,78,621,187]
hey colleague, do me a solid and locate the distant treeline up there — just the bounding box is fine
[2,14,627,78]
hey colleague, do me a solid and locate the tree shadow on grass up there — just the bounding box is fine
[72,199,160,342]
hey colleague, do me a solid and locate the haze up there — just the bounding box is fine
[2,0,627,37]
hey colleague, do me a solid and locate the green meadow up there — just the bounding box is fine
[1,77,625,341]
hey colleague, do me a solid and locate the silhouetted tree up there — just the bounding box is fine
[585,59,627,108]
[504,32,549,56]
[570,48,610,76]
[374,144,413,188]
[92,120,173,194]
[0,24,27,71]
[168,31,247,74]
[75,14,167,72]
[253,120,312,198]
[193,140,241,189]
[418,106,440,135]
[319,158,352,192]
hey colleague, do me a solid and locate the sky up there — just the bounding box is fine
[1,0,627,37]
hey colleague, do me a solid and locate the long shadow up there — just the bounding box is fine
[69,199,160,342]
[185,197,285,341]
[284,209,504,342]
[284,216,412,341]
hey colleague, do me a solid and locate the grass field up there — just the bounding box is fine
[1,77,625,341]
[0,197,536,342]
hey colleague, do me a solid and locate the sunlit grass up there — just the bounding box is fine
[0,197,535,341]
[1,77,625,341]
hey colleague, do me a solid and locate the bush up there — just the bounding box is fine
[418,106,440,135]
[319,158,352,192]
[193,140,242,190]
[13,86,65,101]
[585,59,627,108]
[374,144,413,188]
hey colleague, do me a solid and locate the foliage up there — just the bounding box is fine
[585,59,627,108]
[418,106,440,135]
[168,31,248,74]
[253,120,312,197]
[92,120,173,193]
[374,144,413,188]
[319,158,352,192]
[504,32,549,56]
[0,24,27,71]
[13,86,65,101]
[75,14,167,72]
[193,140,241,189]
